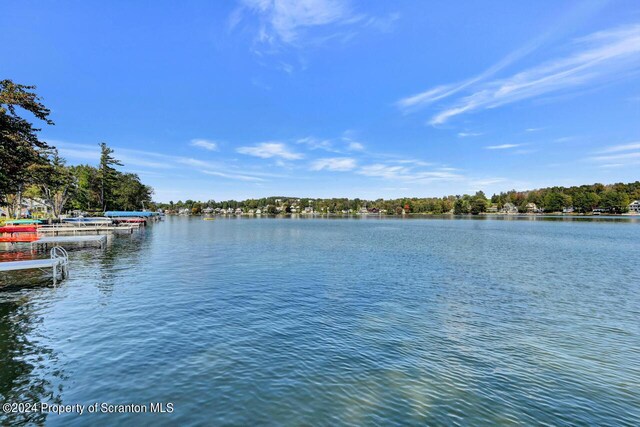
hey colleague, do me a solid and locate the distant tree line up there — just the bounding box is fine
[0,79,153,218]
[158,182,639,215]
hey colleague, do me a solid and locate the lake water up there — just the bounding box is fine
[1,216,639,426]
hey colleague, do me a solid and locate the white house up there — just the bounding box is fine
[629,200,640,213]
[501,203,518,214]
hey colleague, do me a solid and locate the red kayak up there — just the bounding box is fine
[0,234,39,242]
[0,226,38,233]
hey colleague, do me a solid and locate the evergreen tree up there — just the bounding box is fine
[0,80,53,214]
[98,142,123,211]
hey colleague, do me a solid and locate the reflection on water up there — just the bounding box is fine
[0,294,63,425]
[0,217,639,425]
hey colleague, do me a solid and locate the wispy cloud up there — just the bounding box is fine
[237,142,304,159]
[484,144,521,150]
[51,140,276,182]
[396,31,550,111]
[311,157,357,171]
[346,141,364,151]
[457,132,482,138]
[190,139,219,151]
[200,170,265,182]
[296,136,337,152]
[597,141,640,153]
[237,0,361,47]
[587,142,640,167]
[52,141,174,169]
[590,152,640,162]
[357,163,462,183]
[398,24,640,125]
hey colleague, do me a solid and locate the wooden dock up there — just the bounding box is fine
[0,247,69,285]
[31,235,107,250]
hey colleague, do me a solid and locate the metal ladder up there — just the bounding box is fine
[50,246,69,286]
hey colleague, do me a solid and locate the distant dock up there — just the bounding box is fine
[37,224,140,235]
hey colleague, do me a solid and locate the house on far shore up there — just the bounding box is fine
[563,206,575,213]
[525,203,542,213]
[486,204,498,213]
[203,207,214,214]
[501,203,518,214]
[629,200,640,213]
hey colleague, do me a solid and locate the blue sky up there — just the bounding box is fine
[2,1,639,202]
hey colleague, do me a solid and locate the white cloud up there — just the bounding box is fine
[597,141,640,153]
[346,141,364,151]
[589,151,640,162]
[311,157,357,171]
[200,170,265,182]
[50,140,280,182]
[357,163,462,182]
[484,144,521,150]
[397,31,550,111]
[190,139,219,151]
[52,140,173,169]
[358,164,408,179]
[240,0,357,45]
[457,132,482,138]
[237,142,304,159]
[296,136,336,152]
[399,24,640,125]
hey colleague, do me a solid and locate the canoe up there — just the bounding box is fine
[0,226,38,233]
[5,219,42,225]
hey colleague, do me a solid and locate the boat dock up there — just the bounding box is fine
[37,224,140,235]
[0,247,69,285]
[31,235,107,250]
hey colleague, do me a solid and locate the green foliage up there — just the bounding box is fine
[0,79,53,205]
[543,192,571,213]
[470,191,488,215]
[29,150,77,217]
[600,190,629,214]
[113,173,153,211]
[454,198,470,215]
[573,192,600,213]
